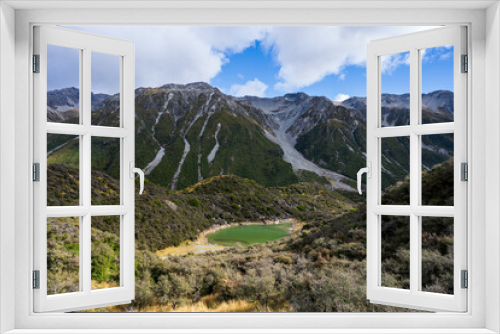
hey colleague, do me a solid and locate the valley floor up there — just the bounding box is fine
[156,218,304,257]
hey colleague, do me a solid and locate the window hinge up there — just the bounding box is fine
[461,54,468,73]
[33,270,40,289]
[461,162,468,181]
[33,163,40,182]
[461,270,468,289]
[33,54,40,73]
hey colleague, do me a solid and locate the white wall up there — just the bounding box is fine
[0,2,16,333]
[4,4,494,332]
[486,2,500,333]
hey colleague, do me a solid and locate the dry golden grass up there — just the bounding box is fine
[91,280,118,290]
[180,175,237,194]
[82,294,256,313]
[156,243,224,257]
[289,219,305,234]
[137,295,258,313]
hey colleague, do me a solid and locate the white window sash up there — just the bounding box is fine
[366,26,468,312]
[33,26,136,313]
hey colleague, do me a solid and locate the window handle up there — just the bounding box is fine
[357,162,371,195]
[129,162,145,195]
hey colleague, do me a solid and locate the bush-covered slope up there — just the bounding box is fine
[294,106,454,190]
[47,164,354,252]
[296,158,454,294]
[49,158,454,312]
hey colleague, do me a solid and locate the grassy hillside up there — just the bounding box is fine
[87,89,298,189]
[295,106,453,190]
[295,117,366,183]
[47,164,354,252]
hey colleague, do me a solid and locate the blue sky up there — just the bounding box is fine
[50,26,452,100]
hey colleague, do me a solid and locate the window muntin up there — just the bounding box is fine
[366,26,467,312]
[33,26,136,312]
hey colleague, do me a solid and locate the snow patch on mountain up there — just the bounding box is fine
[172,137,192,190]
[240,94,354,190]
[208,123,222,164]
[263,129,352,190]
[171,93,213,189]
[47,137,78,157]
[197,93,215,181]
[143,94,172,175]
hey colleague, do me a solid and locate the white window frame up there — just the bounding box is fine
[1,2,498,333]
[33,26,136,312]
[366,26,467,312]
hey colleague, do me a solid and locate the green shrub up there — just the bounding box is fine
[188,198,201,207]
[296,205,306,212]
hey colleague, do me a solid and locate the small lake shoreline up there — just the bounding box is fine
[156,218,304,258]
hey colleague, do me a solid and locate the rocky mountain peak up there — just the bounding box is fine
[159,82,218,92]
[283,92,309,103]
[422,90,454,116]
[341,89,454,120]
[46,87,110,122]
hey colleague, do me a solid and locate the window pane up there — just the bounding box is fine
[47,217,80,295]
[381,215,410,290]
[381,137,410,205]
[91,137,121,205]
[421,134,454,206]
[91,52,121,127]
[380,52,410,127]
[91,216,121,290]
[421,217,454,295]
[47,45,80,124]
[421,46,454,124]
[47,134,80,206]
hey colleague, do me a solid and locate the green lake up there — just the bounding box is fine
[207,222,292,246]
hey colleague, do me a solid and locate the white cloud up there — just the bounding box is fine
[261,26,435,92]
[334,93,350,102]
[381,52,410,75]
[195,26,268,54]
[229,78,268,97]
[439,52,452,61]
[66,26,268,92]
[422,45,453,63]
[338,73,346,81]
[64,25,436,94]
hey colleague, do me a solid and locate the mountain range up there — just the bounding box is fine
[47,83,454,191]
